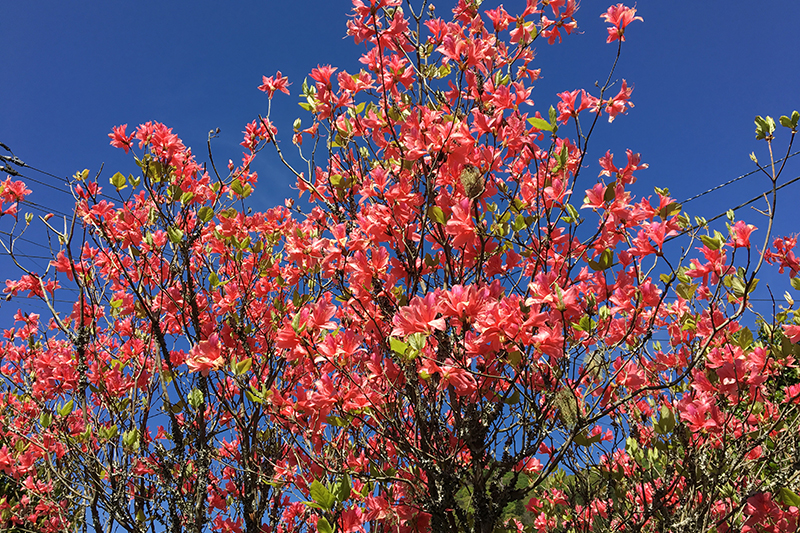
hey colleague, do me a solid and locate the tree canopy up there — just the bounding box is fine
[1,1,799,532]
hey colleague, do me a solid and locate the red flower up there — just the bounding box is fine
[187,334,224,376]
[601,4,643,43]
[108,124,134,153]
[310,64,337,87]
[445,198,477,248]
[258,71,290,98]
[604,79,634,122]
[0,177,32,203]
[556,89,595,123]
[391,293,446,336]
[730,220,756,248]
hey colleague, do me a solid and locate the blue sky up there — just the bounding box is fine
[2,1,800,317]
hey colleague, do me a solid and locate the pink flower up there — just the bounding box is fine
[582,182,608,210]
[730,220,756,248]
[445,198,477,248]
[108,124,134,153]
[187,334,224,376]
[0,445,14,475]
[556,89,595,123]
[783,324,800,343]
[784,383,800,403]
[601,4,643,43]
[440,360,478,396]
[391,293,446,336]
[0,177,32,203]
[310,64,338,87]
[514,457,543,474]
[604,79,634,122]
[258,71,291,98]
[484,6,513,32]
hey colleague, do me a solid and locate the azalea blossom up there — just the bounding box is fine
[258,71,291,98]
[601,4,643,43]
[187,334,224,376]
[108,124,134,153]
[730,220,756,248]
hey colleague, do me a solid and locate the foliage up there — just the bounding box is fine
[1,1,799,532]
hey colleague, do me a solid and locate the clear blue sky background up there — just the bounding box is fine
[2,1,800,318]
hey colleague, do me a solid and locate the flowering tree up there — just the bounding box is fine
[1,1,800,532]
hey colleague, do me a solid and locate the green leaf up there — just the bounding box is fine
[779,487,800,508]
[566,203,578,221]
[626,436,639,453]
[310,480,336,511]
[659,406,675,433]
[755,115,776,140]
[573,430,602,447]
[729,276,755,299]
[604,182,616,202]
[58,399,74,417]
[428,205,446,224]
[790,277,800,291]
[779,111,800,131]
[327,415,348,427]
[110,171,127,191]
[291,312,305,334]
[737,327,753,349]
[187,388,204,409]
[245,387,263,404]
[234,358,252,376]
[658,202,681,219]
[197,206,214,223]
[407,333,426,352]
[122,429,141,452]
[588,249,614,271]
[167,226,184,244]
[552,143,569,173]
[527,117,553,132]
[700,232,724,251]
[675,282,698,301]
[504,388,520,405]
[39,411,52,428]
[572,315,592,332]
[549,105,558,125]
[105,424,119,440]
[389,337,409,356]
[316,517,334,533]
[332,473,351,503]
[180,191,195,205]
